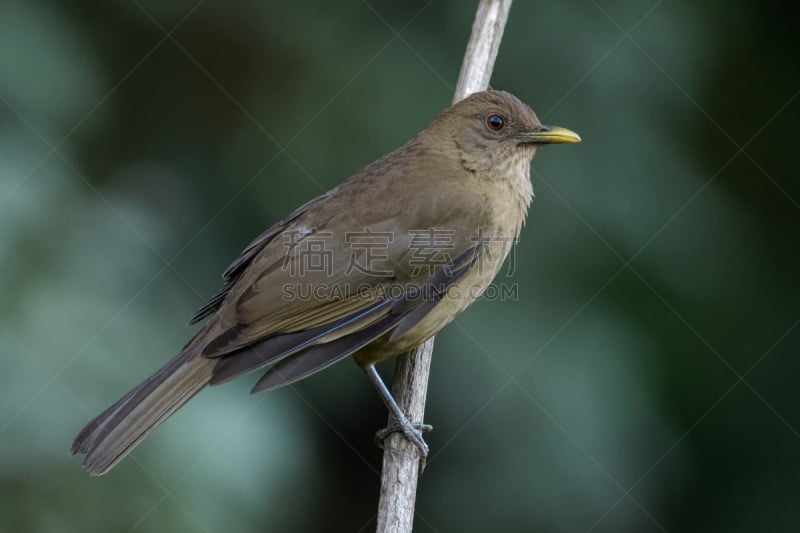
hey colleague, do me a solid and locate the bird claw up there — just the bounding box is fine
[374,418,432,458]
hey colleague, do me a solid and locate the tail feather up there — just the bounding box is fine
[71,349,216,476]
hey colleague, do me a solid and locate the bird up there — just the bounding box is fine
[71,90,580,476]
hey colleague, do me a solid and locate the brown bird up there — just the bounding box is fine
[71,90,580,475]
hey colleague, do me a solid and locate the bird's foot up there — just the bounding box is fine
[374,417,433,457]
[363,365,432,470]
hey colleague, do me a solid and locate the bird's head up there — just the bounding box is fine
[426,90,580,176]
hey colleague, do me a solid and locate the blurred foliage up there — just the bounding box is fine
[1,0,798,531]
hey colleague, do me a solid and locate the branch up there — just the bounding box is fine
[453,0,513,103]
[376,1,513,532]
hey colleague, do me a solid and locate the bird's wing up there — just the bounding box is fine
[185,177,491,389]
[246,244,483,392]
[208,241,482,387]
[198,221,399,358]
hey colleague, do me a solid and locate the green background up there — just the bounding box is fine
[2,0,798,531]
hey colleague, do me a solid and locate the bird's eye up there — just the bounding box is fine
[486,114,505,131]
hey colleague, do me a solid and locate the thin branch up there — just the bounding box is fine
[375,1,513,532]
[453,0,513,103]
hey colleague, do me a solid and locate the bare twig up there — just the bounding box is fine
[376,1,513,531]
[453,0,513,104]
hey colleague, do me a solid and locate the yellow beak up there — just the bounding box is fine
[519,125,581,144]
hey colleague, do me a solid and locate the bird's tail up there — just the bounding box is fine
[71,344,216,476]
